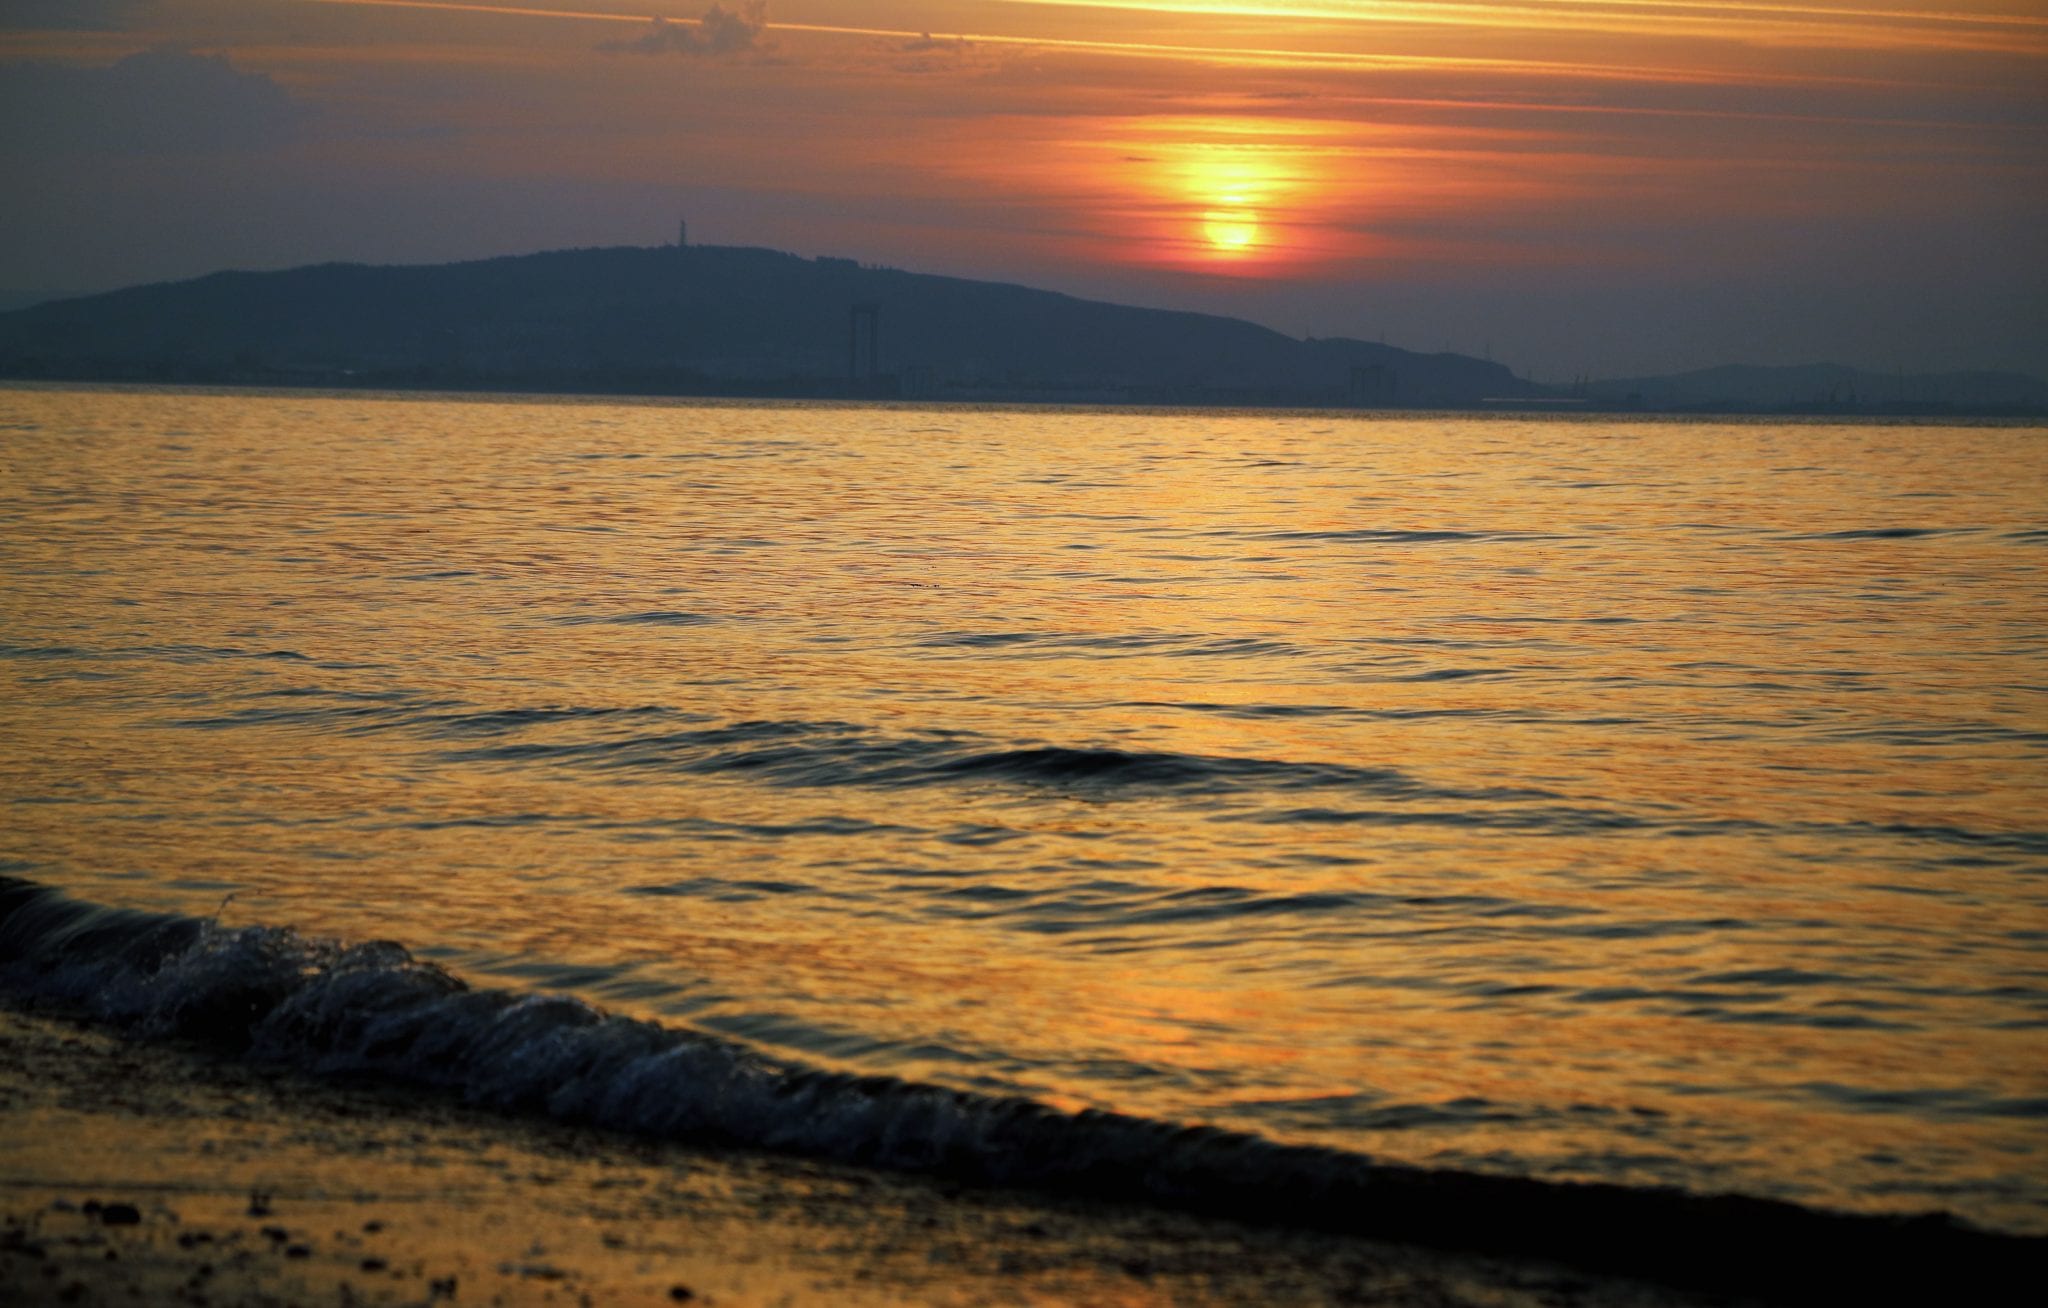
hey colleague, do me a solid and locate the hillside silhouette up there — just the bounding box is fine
[0,243,1534,407]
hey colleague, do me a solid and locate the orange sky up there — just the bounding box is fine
[0,0,2042,376]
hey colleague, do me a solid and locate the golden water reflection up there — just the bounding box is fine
[2,387,2045,1231]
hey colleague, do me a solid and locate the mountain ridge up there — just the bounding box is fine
[0,243,1530,407]
[1,244,2041,413]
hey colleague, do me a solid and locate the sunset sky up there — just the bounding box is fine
[2,0,2043,379]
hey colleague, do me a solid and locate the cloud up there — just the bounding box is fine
[2,0,147,30]
[599,2,769,57]
[0,47,310,155]
[899,33,970,56]
[884,30,988,75]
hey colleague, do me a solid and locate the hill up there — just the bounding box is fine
[0,244,1534,408]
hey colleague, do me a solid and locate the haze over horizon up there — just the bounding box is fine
[2,0,2043,383]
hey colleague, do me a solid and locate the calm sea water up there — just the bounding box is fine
[2,385,2044,1233]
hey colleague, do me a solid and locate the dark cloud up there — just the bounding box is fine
[898,33,970,56]
[599,2,768,57]
[1,0,147,30]
[0,47,309,155]
[887,30,984,75]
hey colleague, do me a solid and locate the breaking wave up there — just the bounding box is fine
[1,876,2036,1300]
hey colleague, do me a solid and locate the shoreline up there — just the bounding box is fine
[0,1000,1731,1307]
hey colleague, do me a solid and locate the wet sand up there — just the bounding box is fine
[0,1001,1738,1307]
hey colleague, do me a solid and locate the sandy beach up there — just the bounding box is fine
[0,999,1745,1308]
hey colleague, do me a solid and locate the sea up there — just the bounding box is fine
[2,384,2043,1238]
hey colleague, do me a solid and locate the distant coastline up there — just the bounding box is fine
[8,377,2047,425]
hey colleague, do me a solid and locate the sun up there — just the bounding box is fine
[1203,208,1260,254]
[1090,117,1345,270]
[1184,152,1273,262]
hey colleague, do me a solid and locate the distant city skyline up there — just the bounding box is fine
[2,0,2043,381]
